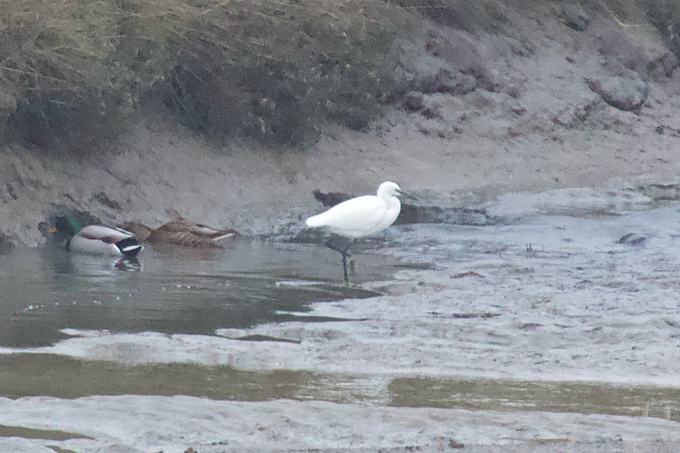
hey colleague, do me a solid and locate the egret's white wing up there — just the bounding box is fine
[306,195,387,238]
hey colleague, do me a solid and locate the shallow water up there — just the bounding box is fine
[0,239,388,347]
[0,353,677,424]
[4,201,680,451]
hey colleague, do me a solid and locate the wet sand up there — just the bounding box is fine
[2,189,680,452]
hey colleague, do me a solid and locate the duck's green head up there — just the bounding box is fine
[54,216,81,238]
[39,216,77,244]
[41,208,100,243]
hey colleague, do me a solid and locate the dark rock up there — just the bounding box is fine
[399,91,443,119]
[637,183,680,201]
[587,77,648,112]
[617,233,646,246]
[312,189,353,207]
[0,233,14,255]
[401,91,425,112]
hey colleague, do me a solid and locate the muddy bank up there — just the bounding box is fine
[3,190,680,452]
[2,1,680,247]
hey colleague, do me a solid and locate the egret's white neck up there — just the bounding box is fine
[386,196,401,213]
[376,184,402,216]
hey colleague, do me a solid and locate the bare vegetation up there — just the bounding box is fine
[0,0,417,150]
[0,0,678,152]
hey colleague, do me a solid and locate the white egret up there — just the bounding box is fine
[305,181,415,284]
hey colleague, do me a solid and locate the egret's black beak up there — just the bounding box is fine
[397,189,417,201]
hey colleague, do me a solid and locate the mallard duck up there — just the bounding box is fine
[69,225,143,258]
[54,217,143,258]
[146,218,238,248]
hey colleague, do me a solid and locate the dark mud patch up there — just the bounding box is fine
[637,183,680,203]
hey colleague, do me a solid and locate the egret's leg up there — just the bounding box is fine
[341,250,350,285]
[325,235,353,256]
[325,236,354,285]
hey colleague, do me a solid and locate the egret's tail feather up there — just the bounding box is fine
[305,214,326,228]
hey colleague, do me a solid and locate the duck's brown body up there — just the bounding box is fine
[146,219,237,248]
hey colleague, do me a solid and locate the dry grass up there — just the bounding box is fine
[0,0,678,151]
[0,0,417,150]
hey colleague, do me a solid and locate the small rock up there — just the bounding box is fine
[401,91,425,111]
[449,439,465,449]
[0,233,14,255]
[312,189,353,207]
[617,233,646,246]
[587,76,648,111]
[450,271,484,279]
